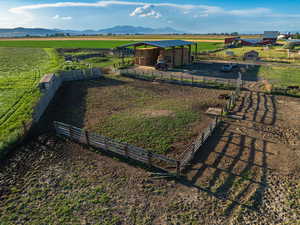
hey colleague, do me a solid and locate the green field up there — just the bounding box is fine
[0,48,62,157]
[208,46,300,64]
[0,40,223,51]
[0,40,132,49]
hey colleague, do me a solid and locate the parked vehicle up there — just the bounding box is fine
[221,64,233,72]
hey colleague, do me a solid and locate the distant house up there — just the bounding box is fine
[243,51,259,61]
[263,31,279,44]
[224,31,279,46]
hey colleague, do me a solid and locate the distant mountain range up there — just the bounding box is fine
[0,26,184,37]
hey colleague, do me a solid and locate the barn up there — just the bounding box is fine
[263,31,279,44]
[117,40,197,68]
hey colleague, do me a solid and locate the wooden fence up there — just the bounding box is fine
[53,121,181,176]
[179,73,242,171]
[120,68,238,88]
[180,116,220,171]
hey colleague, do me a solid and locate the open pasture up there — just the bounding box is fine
[206,46,300,64]
[0,40,224,51]
[0,47,61,155]
[45,75,230,156]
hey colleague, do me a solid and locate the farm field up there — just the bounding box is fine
[0,40,224,51]
[0,47,62,156]
[204,46,300,64]
[43,75,229,156]
[0,34,263,41]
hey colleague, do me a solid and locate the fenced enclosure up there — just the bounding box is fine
[54,121,181,176]
[33,68,102,122]
[120,68,240,89]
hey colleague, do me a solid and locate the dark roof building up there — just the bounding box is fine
[118,40,197,68]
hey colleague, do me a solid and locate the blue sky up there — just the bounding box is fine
[1,0,299,33]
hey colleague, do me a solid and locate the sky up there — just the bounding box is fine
[0,0,300,33]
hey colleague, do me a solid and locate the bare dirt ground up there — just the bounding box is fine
[184,91,300,224]
[0,90,299,225]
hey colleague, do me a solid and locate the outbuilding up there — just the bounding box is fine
[243,50,259,61]
[117,40,197,68]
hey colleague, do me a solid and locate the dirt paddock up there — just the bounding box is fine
[42,74,230,157]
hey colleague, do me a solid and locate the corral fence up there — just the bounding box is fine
[120,68,240,89]
[53,72,243,175]
[33,68,102,122]
[54,121,181,176]
[113,60,135,69]
[179,72,242,171]
[180,116,220,171]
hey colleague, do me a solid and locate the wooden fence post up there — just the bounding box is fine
[68,125,72,139]
[85,130,89,145]
[191,76,194,85]
[124,144,129,158]
[176,161,181,177]
[147,151,152,166]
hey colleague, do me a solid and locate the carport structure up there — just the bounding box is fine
[117,40,197,68]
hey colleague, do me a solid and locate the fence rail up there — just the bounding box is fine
[180,116,220,171]
[179,72,242,171]
[54,121,180,176]
[120,68,239,89]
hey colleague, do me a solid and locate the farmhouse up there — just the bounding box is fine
[117,40,196,68]
[224,31,279,46]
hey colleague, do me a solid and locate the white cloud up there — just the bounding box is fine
[228,8,272,16]
[130,5,161,19]
[8,1,272,18]
[7,0,300,27]
[53,14,72,20]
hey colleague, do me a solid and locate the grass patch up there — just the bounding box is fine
[204,46,300,64]
[0,40,132,49]
[98,109,199,154]
[0,47,63,157]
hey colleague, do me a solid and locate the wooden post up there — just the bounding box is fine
[191,76,194,85]
[188,45,192,64]
[176,161,181,177]
[195,43,198,61]
[172,47,175,67]
[148,151,152,166]
[68,125,72,139]
[181,46,184,65]
[181,74,183,83]
[124,144,129,158]
[85,130,89,145]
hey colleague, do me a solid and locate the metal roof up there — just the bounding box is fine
[286,39,300,43]
[263,31,279,39]
[240,38,262,44]
[117,40,195,48]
